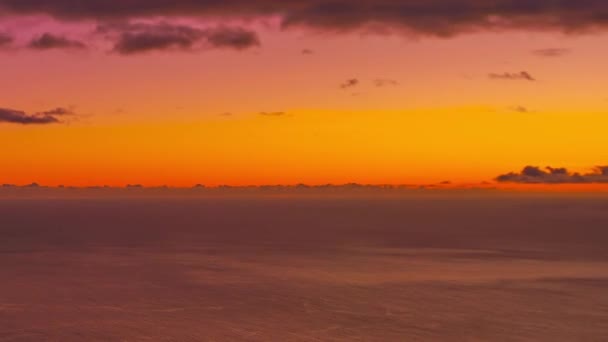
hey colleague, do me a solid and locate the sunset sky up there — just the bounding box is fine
[1,1,608,187]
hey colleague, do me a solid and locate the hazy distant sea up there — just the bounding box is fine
[1,197,607,341]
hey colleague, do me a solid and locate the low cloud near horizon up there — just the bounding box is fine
[496,166,608,184]
[259,111,287,117]
[509,106,530,113]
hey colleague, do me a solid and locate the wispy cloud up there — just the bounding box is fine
[340,78,359,89]
[374,79,400,87]
[40,107,74,116]
[489,71,536,81]
[259,111,287,117]
[532,48,570,57]
[509,105,530,113]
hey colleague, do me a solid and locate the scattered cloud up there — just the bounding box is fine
[204,26,260,50]
[509,105,529,113]
[110,23,203,54]
[102,22,260,55]
[489,71,536,81]
[340,78,359,89]
[532,48,570,57]
[374,78,400,87]
[0,107,74,125]
[28,33,86,50]
[496,166,608,184]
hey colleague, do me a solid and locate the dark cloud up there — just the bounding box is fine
[0,108,58,125]
[340,78,359,89]
[3,1,608,37]
[204,27,260,50]
[103,22,259,54]
[496,166,608,184]
[28,33,86,50]
[301,48,314,55]
[489,71,536,81]
[0,32,13,46]
[110,23,204,54]
[374,78,400,87]
[533,48,571,57]
[259,111,287,117]
[0,107,74,125]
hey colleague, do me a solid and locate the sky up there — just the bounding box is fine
[1,1,608,188]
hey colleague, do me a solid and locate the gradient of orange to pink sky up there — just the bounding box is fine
[1,1,608,188]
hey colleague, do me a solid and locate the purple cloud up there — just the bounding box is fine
[3,1,608,37]
[101,22,260,55]
[496,166,608,184]
[28,33,86,50]
[0,107,74,125]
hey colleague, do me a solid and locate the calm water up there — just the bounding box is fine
[1,197,608,341]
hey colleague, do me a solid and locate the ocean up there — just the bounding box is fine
[1,197,607,340]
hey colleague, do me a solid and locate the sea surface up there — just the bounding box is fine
[1,197,607,341]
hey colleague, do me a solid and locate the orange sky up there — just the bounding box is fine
[1,13,608,187]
